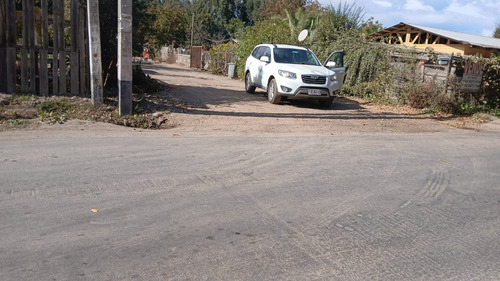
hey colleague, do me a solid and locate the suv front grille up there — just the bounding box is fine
[302,75,326,84]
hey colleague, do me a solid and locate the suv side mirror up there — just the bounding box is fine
[326,61,336,68]
[260,56,270,63]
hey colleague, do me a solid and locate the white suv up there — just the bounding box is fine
[244,43,345,107]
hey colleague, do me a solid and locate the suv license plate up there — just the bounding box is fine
[308,89,322,95]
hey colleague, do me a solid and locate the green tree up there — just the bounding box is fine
[227,18,246,39]
[245,0,266,24]
[261,0,304,19]
[312,2,365,58]
[360,17,384,35]
[494,23,500,39]
[185,0,235,46]
[146,1,188,49]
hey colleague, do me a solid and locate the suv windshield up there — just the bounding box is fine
[273,48,320,65]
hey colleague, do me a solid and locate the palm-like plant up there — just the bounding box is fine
[285,7,320,44]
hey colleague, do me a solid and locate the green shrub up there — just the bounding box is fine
[208,42,237,76]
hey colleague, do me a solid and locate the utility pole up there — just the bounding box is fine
[191,13,194,48]
[118,0,132,116]
[87,0,103,106]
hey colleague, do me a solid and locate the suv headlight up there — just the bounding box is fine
[330,74,337,82]
[278,70,297,79]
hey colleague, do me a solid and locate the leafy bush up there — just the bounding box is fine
[208,43,237,76]
[482,56,500,109]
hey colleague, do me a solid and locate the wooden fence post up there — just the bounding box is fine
[118,0,132,115]
[39,0,49,96]
[87,0,103,106]
[27,0,36,95]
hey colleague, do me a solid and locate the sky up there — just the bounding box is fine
[317,0,500,37]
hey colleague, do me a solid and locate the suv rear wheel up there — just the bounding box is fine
[267,78,281,104]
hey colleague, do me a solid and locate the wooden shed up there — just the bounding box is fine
[371,22,500,57]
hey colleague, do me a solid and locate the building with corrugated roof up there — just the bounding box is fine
[371,22,500,57]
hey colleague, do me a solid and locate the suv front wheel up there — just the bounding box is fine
[267,78,281,104]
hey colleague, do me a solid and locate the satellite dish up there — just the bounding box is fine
[298,29,309,42]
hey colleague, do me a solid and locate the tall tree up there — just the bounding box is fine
[147,1,188,49]
[244,0,266,24]
[261,0,304,19]
[494,23,500,39]
[360,17,383,35]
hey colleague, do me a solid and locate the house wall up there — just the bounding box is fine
[464,46,497,57]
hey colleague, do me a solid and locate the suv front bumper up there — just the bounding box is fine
[279,86,335,99]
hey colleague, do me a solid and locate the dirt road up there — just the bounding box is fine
[2,63,500,281]
[140,62,493,136]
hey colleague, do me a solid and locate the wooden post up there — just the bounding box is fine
[5,0,16,94]
[0,0,6,93]
[87,0,103,106]
[39,0,49,96]
[118,0,132,116]
[70,0,79,96]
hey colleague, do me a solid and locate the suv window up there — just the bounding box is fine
[273,48,319,65]
[252,46,271,60]
[251,47,261,59]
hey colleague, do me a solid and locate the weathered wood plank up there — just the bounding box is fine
[39,0,49,96]
[0,1,7,92]
[79,7,88,97]
[21,0,29,93]
[57,0,66,94]
[52,0,59,95]
[70,0,79,96]
[5,0,16,94]
[27,0,36,95]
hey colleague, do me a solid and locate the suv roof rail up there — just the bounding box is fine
[261,42,310,50]
[260,42,278,48]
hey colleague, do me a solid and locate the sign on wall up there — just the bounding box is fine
[462,59,484,92]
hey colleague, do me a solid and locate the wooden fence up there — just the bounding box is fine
[0,0,89,96]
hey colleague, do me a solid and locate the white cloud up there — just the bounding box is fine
[404,0,436,12]
[373,0,392,8]
[317,0,498,35]
[481,29,493,37]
